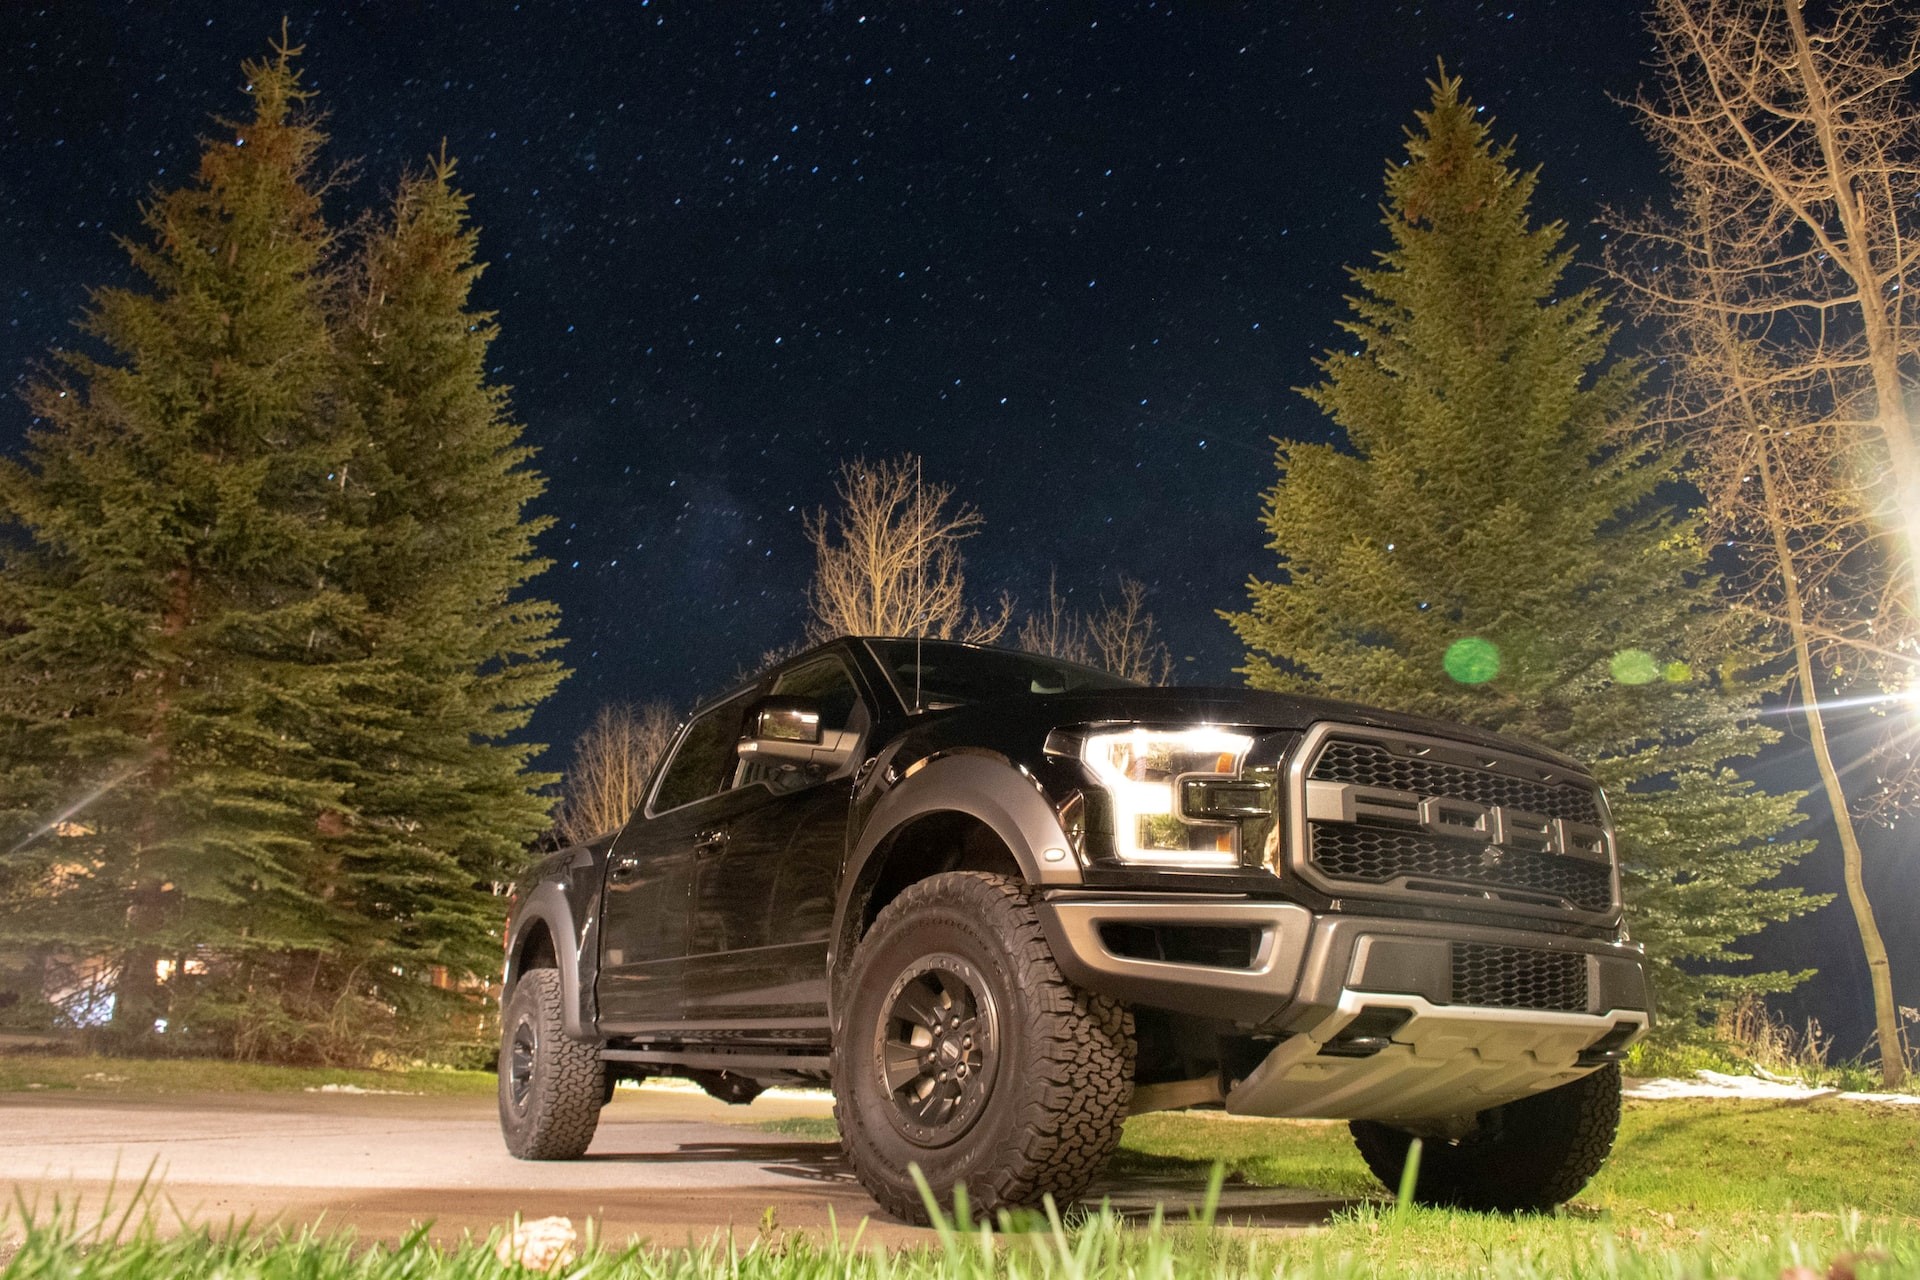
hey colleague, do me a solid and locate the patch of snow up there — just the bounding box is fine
[1626,1069,1920,1106]
[303,1083,419,1095]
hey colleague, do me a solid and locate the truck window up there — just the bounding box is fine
[651,694,751,813]
[770,657,867,736]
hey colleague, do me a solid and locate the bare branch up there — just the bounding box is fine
[1608,0,1918,1087]
[555,702,677,846]
[1084,577,1174,686]
[802,454,1007,643]
[1017,569,1092,666]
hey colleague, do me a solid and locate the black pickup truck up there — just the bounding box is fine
[497,637,1651,1221]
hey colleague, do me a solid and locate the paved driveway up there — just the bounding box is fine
[1,1084,1348,1247]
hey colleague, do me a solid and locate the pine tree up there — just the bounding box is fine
[327,157,565,991]
[0,40,565,1060]
[0,36,362,1038]
[1223,74,1821,1038]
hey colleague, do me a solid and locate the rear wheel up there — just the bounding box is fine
[833,872,1134,1223]
[1350,1063,1622,1211]
[498,968,605,1160]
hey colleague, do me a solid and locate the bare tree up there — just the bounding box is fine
[803,454,1011,643]
[1611,0,1919,1084]
[555,702,677,846]
[1018,571,1173,685]
[1016,570,1093,666]
[1086,578,1174,686]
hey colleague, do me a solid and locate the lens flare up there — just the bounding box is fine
[1610,649,1661,686]
[1443,637,1501,684]
[5,759,147,857]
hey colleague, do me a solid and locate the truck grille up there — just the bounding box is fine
[1309,823,1614,913]
[1295,726,1616,921]
[1451,943,1589,1011]
[1311,738,1601,825]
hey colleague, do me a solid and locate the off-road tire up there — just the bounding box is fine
[1350,1063,1622,1212]
[498,968,605,1160]
[833,871,1134,1223]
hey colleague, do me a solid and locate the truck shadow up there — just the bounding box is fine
[582,1138,857,1186]
[1091,1153,1363,1228]
[584,1139,1358,1227]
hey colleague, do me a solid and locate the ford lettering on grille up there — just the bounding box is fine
[1289,724,1620,921]
[1302,779,1610,863]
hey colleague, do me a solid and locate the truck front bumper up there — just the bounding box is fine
[1036,892,1651,1122]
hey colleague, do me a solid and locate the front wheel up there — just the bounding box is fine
[498,968,605,1160]
[832,872,1135,1223]
[1350,1063,1622,1212]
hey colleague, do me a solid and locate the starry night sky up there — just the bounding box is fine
[2,2,1910,1051]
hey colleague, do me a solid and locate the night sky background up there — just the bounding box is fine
[2,2,1911,1054]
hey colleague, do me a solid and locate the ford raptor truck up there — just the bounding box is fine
[496,637,1652,1222]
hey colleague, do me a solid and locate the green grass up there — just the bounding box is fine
[764,1098,1920,1218]
[756,1098,1920,1273]
[0,1052,496,1096]
[2,1185,1915,1280]
[1109,1099,1920,1218]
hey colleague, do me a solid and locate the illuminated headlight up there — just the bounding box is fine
[1079,727,1256,867]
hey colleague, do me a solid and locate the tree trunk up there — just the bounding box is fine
[111,885,167,1041]
[1759,436,1908,1088]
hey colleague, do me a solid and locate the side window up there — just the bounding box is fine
[650,695,752,814]
[770,657,867,737]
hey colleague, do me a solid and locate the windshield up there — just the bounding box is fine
[864,639,1137,709]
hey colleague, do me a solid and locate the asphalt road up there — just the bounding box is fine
[1,1084,1350,1248]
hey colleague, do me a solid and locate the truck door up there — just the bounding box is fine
[680,654,870,1028]
[595,689,756,1033]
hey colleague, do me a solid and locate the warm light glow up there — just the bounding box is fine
[1080,727,1253,867]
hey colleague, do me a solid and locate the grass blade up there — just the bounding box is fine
[1395,1137,1425,1218]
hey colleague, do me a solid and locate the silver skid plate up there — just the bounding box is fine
[1225,991,1646,1122]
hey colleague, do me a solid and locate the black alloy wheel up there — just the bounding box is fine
[832,871,1134,1223]
[506,1014,539,1111]
[874,955,1000,1147]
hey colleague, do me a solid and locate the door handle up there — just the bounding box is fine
[608,853,643,882]
[693,828,729,854]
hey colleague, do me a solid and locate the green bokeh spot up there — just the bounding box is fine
[1444,637,1502,685]
[1611,649,1661,686]
[1663,661,1692,684]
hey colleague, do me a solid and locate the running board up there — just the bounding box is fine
[600,1047,831,1074]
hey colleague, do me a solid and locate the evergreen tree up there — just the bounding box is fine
[0,39,565,1059]
[0,36,362,1037]
[1223,74,1820,1038]
[326,157,564,990]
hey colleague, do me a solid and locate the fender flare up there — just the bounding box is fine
[505,880,596,1042]
[828,751,1083,1010]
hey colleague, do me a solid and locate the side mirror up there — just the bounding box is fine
[750,697,822,746]
[738,696,858,773]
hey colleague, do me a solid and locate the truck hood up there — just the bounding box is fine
[921,685,1586,774]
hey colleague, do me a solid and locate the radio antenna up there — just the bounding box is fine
[913,454,924,714]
